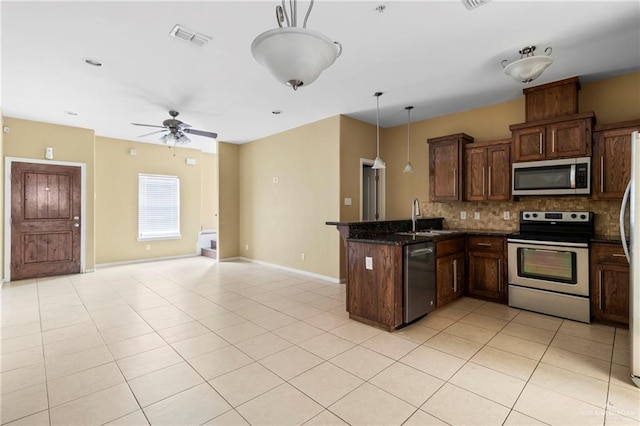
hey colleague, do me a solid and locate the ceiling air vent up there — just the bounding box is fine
[170,24,212,47]
[461,0,491,10]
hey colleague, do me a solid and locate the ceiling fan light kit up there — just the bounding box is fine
[502,45,554,83]
[132,110,218,147]
[251,0,342,90]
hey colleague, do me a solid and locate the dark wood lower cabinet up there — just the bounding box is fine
[467,236,507,303]
[591,242,629,326]
[435,238,465,307]
[346,241,402,331]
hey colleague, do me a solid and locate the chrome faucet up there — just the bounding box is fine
[412,198,421,232]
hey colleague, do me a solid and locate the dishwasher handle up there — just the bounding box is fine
[409,247,434,257]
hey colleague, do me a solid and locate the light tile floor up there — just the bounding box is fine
[1,257,638,425]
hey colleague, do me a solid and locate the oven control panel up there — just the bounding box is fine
[521,211,592,223]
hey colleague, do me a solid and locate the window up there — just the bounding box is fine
[138,174,181,241]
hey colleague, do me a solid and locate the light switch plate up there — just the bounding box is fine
[344,198,352,206]
[365,256,373,270]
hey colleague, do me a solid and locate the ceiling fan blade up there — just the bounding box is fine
[182,128,218,139]
[178,122,192,128]
[138,129,168,138]
[131,123,167,129]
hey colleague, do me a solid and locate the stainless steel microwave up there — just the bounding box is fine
[512,157,591,196]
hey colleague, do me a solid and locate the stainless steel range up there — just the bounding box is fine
[507,211,594,323]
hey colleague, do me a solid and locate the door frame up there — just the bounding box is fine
[359,158,386,221]
[4,157,87,282]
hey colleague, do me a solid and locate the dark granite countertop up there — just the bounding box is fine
[448,229,513,237]
[346,232,465,246]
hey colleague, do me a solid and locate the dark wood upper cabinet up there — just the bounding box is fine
[523,77,580,122]
[592,120,640,200]
[510,112,594,162]
[428,133,473,202]
[464,140,510,202]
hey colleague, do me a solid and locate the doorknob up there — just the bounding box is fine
[73,216,80,220]
[74,223,80,227]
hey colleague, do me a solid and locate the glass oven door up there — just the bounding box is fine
[507,239,589,296]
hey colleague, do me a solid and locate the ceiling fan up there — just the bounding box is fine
[132,110,218,146]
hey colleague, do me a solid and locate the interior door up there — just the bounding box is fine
[11,162,81,280]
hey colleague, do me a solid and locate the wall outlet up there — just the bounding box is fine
[145,244,151,250]
[503,211,510,220]
[301,253,305,260]
[460,211,467,220]
[272,176,279,184]
[474,212,480,220]
[245,244,249,251]
[365,256,373,270]
[344,198,352,206]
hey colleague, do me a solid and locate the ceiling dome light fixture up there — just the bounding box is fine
[402,106,414,174]
[372,92,386,170]
[251,0,342,91]
[502,46,553,83]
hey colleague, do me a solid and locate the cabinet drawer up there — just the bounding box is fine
[592,243,628,266]
[436,238,465,257]
[467,236,504,252]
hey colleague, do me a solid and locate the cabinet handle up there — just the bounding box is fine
[599,270,603,311]
[498,259,502,291]
[488,166,492,197]
[477,243,492,247]
[552,130,556,153]
[453,168,457,197]
[600,156,605,193]
[539,133,543,154]
[482,167,485,196]
[452,259,457,293]
[612,254,626,258]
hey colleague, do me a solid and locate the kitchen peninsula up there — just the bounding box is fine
[328,219,511,331]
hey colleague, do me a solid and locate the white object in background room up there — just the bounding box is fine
[619,130,640,388]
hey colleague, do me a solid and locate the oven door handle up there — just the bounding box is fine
[507,238,589,248]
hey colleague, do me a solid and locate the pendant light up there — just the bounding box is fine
[402,106,415,174]
[372,92,386,170]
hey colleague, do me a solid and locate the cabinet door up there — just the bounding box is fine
[547,119,590,158]
[593,128,635,199]
[513,127,545,162]
[487,144,511,201]
[430,140,461,201]
[465,147,487,201]
[591,264,629,325]
[436,252,464,307]
[468,251,505,301]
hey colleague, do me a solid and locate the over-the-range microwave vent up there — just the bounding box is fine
[170,24,212,47]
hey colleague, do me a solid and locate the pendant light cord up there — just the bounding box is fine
[376,95,380,157]
[406,108,411,161]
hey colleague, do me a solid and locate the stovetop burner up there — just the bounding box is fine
[510,210,595,243]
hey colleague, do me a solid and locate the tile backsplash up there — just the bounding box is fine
[422,197,624,237]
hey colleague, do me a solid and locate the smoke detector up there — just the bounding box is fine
[461,0,492,10]
[170,24,212,47]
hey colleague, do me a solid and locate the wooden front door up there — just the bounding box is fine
[11,162,81,280]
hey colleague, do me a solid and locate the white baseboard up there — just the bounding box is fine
[96,254,198,269]
[238,257,341,284]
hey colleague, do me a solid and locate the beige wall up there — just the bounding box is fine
[218,142,240,259]
[339,115,377,221]
[95,137,211,264]
[201,152,218,231]
[239,117,341,279]
[382,71,640,233]
[0,113,4,280]
[2,117,97,272]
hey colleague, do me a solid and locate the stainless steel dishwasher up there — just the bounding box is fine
[404,242,436,323]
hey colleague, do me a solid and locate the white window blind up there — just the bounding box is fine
[138,174,181,241]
